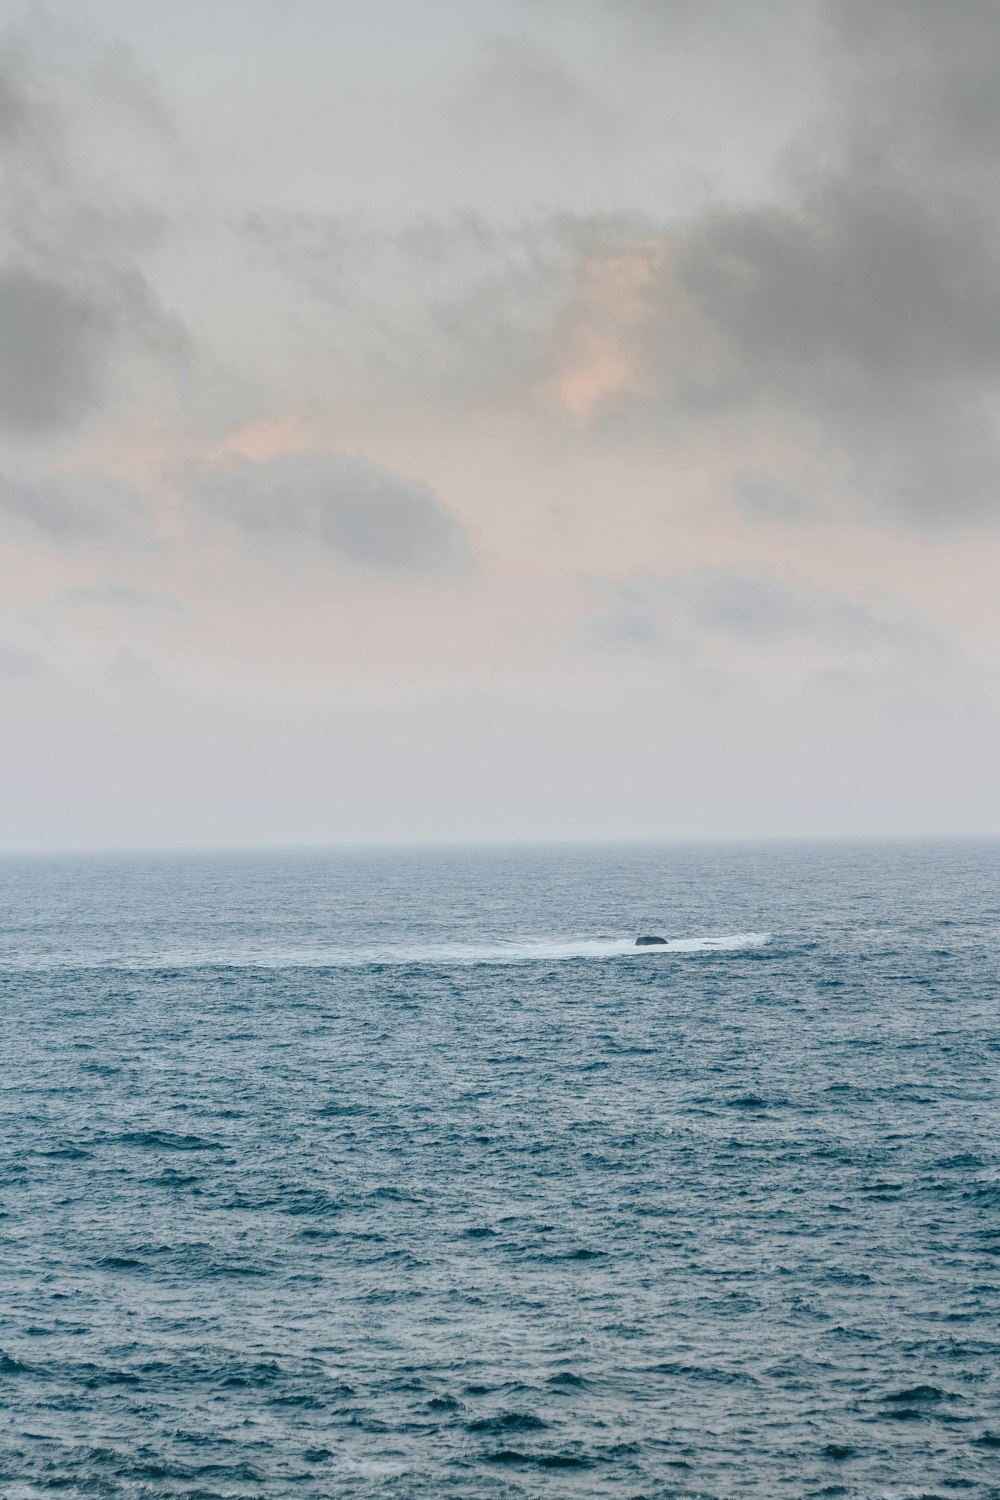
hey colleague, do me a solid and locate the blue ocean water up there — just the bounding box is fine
[1,839,998,1499]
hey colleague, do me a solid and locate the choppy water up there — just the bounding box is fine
[1,839,998,1499]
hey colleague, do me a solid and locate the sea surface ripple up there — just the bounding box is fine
[0,839,998,1498]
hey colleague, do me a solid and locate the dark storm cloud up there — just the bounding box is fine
[195,452,472,579]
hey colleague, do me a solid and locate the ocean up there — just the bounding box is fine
[1,839,998,1498]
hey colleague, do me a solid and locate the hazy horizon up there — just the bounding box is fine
[3,828,999,857]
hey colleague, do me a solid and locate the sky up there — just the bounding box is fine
[1,0,999,847]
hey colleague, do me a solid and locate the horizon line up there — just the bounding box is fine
[1,829,998,858]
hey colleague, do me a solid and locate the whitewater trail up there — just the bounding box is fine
[0,931,773,971]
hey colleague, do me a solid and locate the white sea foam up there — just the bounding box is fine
[205,931,773,969]
[381,932,772,966]
[3,931,772,971]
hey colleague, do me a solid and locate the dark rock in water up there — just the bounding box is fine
[635,934,668,946]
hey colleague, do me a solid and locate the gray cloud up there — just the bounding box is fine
[455,34,619,141]
[194,452,472,579]
[0,642,42,678]
[237,0,1000,529]
[655,166,1000,522]
[681,570,922,649]
[579,576,683,656]
[0,43,108,435]
[60,584,185,614]
[583,569,938,656]
[0,20,181,437]
[581,2,1000,525]
[0,470,146,546]
[241,206,643,402]
[0,63,34,145]
[731,475,823,522]
[830,0,1000,169]
[680,186,1000,392]
[0,268,111,433]
[0,34,64,170]
[104,645,166,699]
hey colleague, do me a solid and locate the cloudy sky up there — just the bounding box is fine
[1,0,999,847]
